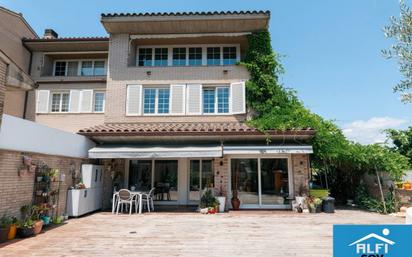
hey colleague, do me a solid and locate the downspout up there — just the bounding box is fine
[22,46,33,119]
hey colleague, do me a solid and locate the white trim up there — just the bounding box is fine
[230,81,246,114]
[224,145,314,154]
[93,91,106,113]
[35,90,50,113]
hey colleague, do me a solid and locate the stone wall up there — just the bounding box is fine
[292,154,311,197]
[0,149,87,218]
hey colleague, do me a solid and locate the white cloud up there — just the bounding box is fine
[342,117,408,145]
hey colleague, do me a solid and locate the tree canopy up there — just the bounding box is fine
[387,126,412,165]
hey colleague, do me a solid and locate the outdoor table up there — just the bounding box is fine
[112,190,146,214]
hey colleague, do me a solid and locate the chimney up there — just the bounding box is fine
[43,29,58,39]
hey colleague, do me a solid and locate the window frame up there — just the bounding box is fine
[53,59,107,77]
[136,44,240,67]
[50,91,70,113]
[93,91,106,113]
[142,86,171,115]
[202,86,230,115]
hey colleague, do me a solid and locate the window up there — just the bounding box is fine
[203,87,229,114]
[223,47,237,65]
[189,47,202,66]
[207,47,221,65]
[143,88,170,114]
[93,61,106,75]
[81,61,93,76]
[67,61,78,76]
[154,48,168,66]
[172,48,186,66]
[203,88,215,113]
[217,87,229,113]
[94,92,105,112]
[138,48,153,66]
[50,92,70,112]
[54,62,66,76]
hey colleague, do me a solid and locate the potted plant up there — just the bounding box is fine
[215,185,226,213]
[0,215,12,243]
[16,219,34,238]
[307,196,322,213]
[200,189,219,214]
[30,205,44,235]
[231,162,241,210]
[7,216,18,240]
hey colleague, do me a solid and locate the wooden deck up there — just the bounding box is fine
[0,209,403,257]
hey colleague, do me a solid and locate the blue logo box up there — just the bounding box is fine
[333,225,412,257]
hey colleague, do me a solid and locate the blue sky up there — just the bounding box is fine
[1,0,410,144]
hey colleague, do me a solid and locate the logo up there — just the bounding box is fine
[334,225,412,257]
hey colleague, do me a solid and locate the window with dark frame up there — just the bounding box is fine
[138,48,153,66]
[154,48,168,66]
[172,48,186,66]
[223,47,237,65]
[54,62,66,76]
[207,47,221,65]
[189,47,202,66]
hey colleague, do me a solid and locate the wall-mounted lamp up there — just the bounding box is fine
[146,71,152,76]
[223,69,228,74]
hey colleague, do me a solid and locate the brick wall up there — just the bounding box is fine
[0,150,87,218]
[0,60,6,128]
[292,154,311,196]
[100,159,126,209]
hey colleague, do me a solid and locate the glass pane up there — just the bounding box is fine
[217,87,229,113]
[54,62,66,76]
[94,92,105,112]
[203,88,215,113]
[143,88,156,114]
[67,61,78,76]
[81,61,93,76]
[172,48,186,66]
[201,160,214,189]
[93,61,106,75]
[154,48,168,66]
[189,160,200,201]
[223,47,237,65]
[138,48,153,66]
[207,47,220,65]
[260,159,289,205]
[61,93,70,112]
[154,160,178,201]
[231,159,258,205]
[129,160,152,191]
[189,47,202,66]
[51,93,61,112]
[157,88,170,114]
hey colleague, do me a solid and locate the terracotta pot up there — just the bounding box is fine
[33,220,43,235]
[231,197,240,210]
[0,226,10,243]
[7,224,17,240]
[404,182,412,190]
[17,227,34,238]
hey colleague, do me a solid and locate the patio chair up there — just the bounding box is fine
[141,187,155,212]
[116,189,135,215]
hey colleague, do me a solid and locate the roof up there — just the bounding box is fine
[0,6,38,38]
[23,37,109,52]
[22,37,109,42]
[101,10,270,18]
[78,122,315,137]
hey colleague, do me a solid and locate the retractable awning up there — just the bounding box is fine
[88,145,223,159]
[223,145,313,155]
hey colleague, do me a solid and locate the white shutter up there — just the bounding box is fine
[170,84,186,115]
[69,90,80,113]
[36,90,49,113]
[80,90,93,113]
[186,84,202,115]
[230,82,246,114]
[126,85,142,115]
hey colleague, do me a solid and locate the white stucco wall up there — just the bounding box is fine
[0,114,95,158]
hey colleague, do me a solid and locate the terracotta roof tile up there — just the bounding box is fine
[101,10,270,18]
[22,37,109,42]
[78,122,314,136]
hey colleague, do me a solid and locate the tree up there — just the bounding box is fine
[387,127,412,165]
[383,0,412,103]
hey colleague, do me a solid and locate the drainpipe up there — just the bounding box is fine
[23,46,33,120]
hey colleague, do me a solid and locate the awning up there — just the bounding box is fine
[89,145,223,159]
[130,32,251,40]
[223,145,313,155]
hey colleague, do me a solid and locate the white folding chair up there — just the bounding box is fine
[141,187,156,212]
[116,189,135,215]
[112,190,119,214]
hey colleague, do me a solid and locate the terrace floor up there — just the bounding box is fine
[0,209,404,257]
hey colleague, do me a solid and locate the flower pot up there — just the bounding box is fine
[17,227,34,238]
[308,207,317,213]
[36,176,43,182]
[231,197,240,210]
[404,182,412,190]
[7,224,17,240]
[216,196,226,213]
[0,226,10,243]
[41,216,51,225]
[33,220,43,235]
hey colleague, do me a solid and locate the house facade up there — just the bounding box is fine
[21,11,314,210]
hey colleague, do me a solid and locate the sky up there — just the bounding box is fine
[1,0,410,144]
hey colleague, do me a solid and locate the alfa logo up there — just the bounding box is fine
[334,225,412,257]
[348,228,395,256]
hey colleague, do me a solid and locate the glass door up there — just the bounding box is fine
[189,160,214,204]
[231,157,290,208]
[154,160,178,202]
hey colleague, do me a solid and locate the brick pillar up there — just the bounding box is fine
[0,60,7,129]
[213,157,229,197]
[292,154,311,197]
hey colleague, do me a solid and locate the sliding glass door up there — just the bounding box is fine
[188,160,214,203]
[231,157,290,208]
